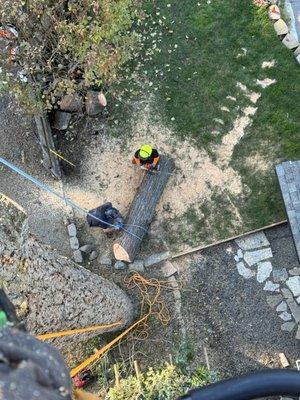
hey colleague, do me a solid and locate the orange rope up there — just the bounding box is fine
[69,273,182,377]
[70,315,149,377]
[37,321,122,340]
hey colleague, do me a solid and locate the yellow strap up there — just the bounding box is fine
[37,321,122,340]
[74,389,101,400]
[49,148,76,167]
[70,315,148,378]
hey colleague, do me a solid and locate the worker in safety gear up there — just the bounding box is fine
[87,202,124,233]
[132,144,160,171]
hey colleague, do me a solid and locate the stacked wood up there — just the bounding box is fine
[113,155,175,262]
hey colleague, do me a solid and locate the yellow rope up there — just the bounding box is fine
[37,321,122,340]
[49,148,75,167]
[70,315,149,378]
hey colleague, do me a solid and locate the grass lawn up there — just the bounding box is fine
[105,0,300,249]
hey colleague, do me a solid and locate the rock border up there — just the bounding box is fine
[267,1,300,65]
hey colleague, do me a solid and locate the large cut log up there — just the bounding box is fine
[113,155,175,262]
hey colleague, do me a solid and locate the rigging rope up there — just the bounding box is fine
[0,156,142,241]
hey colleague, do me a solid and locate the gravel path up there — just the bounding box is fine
[0,96,70,256]
[177,224,299,386]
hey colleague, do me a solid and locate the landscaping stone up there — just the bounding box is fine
[296,326,300,340]
[281,321,296,332]
[276,301,287,313]
[286,276,300,297]
[114,261,127,270]
[256,261,272,283]
[99,256,112,266]
[73,249,83,264]
[296,54,300,66]
[281,288,294,300]
[144,251,170,267]
[268,5,281,20]
[287,298,300,322]
[53,111,71,130]
[67,223,77,237]
[234,255,239,262]
[274,19,289,36]
[266,294,283,308]
[85,91,102,116]
[294,46,300,57]
[296,296,300,305]
[236,261,255,279]
[289,267,300,276]
[279,311,292,322]
[59,94,82,112]
[282,33,299,50]
[235,232,270,251]
[79,244,95,253]
[161,260,177,277]
[173,289,181,301]
[129,260,144,273]
[70,236,79,250]
[244,248,273,267]
[89,251,98,261]
[273,268,288,283]
[263,280,280,292]
[237,249,243,259]
[168,275,180,289]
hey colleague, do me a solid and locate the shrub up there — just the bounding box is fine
[106,363,209,400]
[0,0,139,113]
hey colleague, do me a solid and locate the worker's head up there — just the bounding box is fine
[139,144,153,160]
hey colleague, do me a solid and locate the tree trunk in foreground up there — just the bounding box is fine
[113,156,175,262]
[0,194,133,348]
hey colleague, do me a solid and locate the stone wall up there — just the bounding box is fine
[0,194,134,348]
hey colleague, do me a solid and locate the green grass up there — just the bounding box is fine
[107,0,299,248]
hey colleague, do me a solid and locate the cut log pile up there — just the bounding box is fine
[113,156,175,262]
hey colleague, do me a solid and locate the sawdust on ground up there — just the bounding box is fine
[65,76,275,240]
[65,103,244,224]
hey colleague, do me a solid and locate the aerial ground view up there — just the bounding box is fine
[0,0,299,399]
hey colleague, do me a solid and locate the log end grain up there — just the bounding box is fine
[114,243,131,262]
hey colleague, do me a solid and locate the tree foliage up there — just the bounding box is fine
[0,0,138,112]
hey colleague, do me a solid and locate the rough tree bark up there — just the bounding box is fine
[0,194,133,348]
[113,156,175,262]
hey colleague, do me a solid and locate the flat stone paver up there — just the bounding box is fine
[257,261,272,283]
[267,294,283,308]
[276,301,288,312]
[244,248,273,267]
[286,276,300,297]
[276,161,300,261]
[263,280,280,292]
[236,261,255,279]
[273,268,288,283]
[235,232,270,251]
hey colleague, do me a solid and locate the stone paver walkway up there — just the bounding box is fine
[276,161,300,261]
[234,230,300,340]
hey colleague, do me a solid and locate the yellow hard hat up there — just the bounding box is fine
[139,144,153,160]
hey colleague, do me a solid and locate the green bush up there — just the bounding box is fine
[0,0,139,112]
[106,363,209,400]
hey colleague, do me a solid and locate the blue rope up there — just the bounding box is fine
[0,156,142,241]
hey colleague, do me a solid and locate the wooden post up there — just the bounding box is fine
[134,360,141,380]
[113,364,120,389]
[34,114,62,179]
[113,156,175,262]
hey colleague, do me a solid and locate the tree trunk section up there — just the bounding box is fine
[113,156,175,262]
[0,194,133,349]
